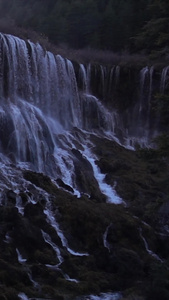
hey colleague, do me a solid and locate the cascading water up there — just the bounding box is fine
[0,32,168,299]
[160,66,169,93]
[103,224,112,251]
[16,248,27,263]
[0,33,167,182]
[125,66,151,146]
[42,230,63,265]
[0,32,126,204]
[139,228,163,262]
[82,145,122,204]
[0,33,118,191]
[77,61,167,148]
[18,293,29,300]
[44,199,89,256]
[76,292,122,300]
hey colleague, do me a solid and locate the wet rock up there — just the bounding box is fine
[6,189,16,200]
[56,178,74,193]
[0,134,169,299]
[72,148,106,201]
[159,200,169,220]
[23,171,58,194]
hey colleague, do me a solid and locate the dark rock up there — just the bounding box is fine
[72,148,106,201]
[6,190,16,200]
[56,178,74,193]
[159,200,169,217]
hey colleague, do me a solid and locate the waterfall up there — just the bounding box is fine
[79,63,90,92]
[0,32,164,171]
[0,32,168,300]
[108,66,115,94]
[0,34,117,163]
[124,66,157,147]
[0,33,81,129]
[137,66,149,134]
[0,32,166,201]
[82,146,122,204]
[115,65,120,86]
[0,32,125,204]
[160,66,169,92]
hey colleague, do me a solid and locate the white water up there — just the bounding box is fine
[139,228,163,262]
[148,66,154,102]
[0,30,123,201]
[139,67,148,109]
[64,274,79,283]
[4,232,12,243]
[15,194,24,215]
[42,229,80,283]
[41,230,63,265]
[18,293,29,300]
[16,248,27,264]
[27,269,40,290]
[82,146,122,204]
[115,66,120,85]
[81,93,118,133]
[0,33,163,203]
[160,66,169,92]
[44,202,89,256]
[79,63,91,93]
[103,224,112,251]
[0,31,167,300]
[79,292,122,300]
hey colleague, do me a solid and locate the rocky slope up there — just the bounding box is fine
[0,133,169,300]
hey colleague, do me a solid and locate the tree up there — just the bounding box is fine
[64,0,100,48]
[134,0,169,56]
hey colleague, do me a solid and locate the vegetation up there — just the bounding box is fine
[1,133,169,299]
[134,0,169,57]
[0,0,167,57]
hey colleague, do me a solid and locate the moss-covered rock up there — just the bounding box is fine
[0,133,169,299]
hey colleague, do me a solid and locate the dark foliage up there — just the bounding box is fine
[0,0,150,52]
